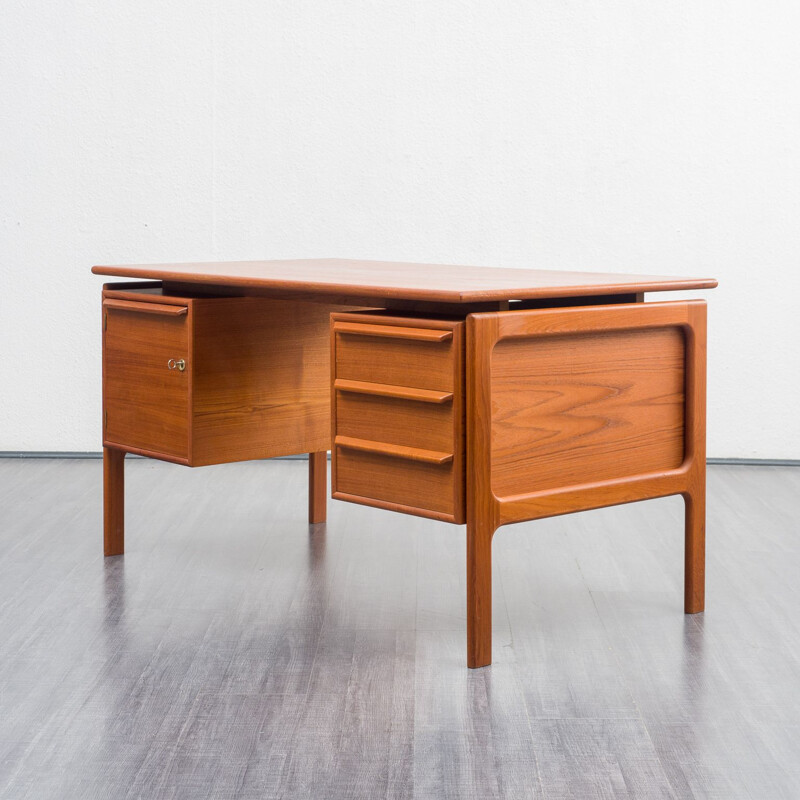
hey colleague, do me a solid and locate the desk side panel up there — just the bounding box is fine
[190,298,336,465]
[491,326,685,496]
[468,301,704,525]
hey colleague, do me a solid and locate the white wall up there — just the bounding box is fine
[1,1,798,458]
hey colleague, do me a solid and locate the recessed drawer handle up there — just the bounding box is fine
[335,435,453,465]
[103,299,188,316]
[334,379,453,404]
[334,322,452,343]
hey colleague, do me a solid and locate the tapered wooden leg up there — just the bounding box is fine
[684,488,705,613]
[308,451,327,524]
[467,518,495,668]
[103,447,125,556]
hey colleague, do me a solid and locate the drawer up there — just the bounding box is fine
[102,283,335,465]
[333,319,457,391]
[335,448,460,520]
[335,390,454,453]
[331,313,465,523]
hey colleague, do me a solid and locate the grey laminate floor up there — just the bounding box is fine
[0,459,799,799]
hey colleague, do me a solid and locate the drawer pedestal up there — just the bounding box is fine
[103,283,335,465]
[330,301,708,669]
[331,313,465,523]
[101,281,340,555]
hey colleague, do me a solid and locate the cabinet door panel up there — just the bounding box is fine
[104,306,189,460]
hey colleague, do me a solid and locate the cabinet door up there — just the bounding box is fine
[103,301,190,461]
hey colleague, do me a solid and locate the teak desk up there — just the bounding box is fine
[92,259,717,668]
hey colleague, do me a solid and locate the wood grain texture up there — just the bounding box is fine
[490,326,685,496]
[308,451,327,524]
[334,449,459,521]
[102,285,344,467]
[471,301,707,526]
[189,295,335,465]
[98,278,711,671]
[333,320,456,392]
[102,284,340,546]
[331,312,465,524]
[465,300,709,667]
[103,300,191,460]
[684,492,705,613]
[91,257,718,303]
[465,313,500,668]
[335,391,455,453]
[333,379,453,404]
[531,719,675,799]
[335,436,453,465]
[102,298,188,316]
[334,321,453,342]
[103,447,125,556]
[3,458,797,799]
[682,301,708,614]
[466,516,494,670]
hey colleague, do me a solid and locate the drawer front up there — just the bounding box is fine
[103,302,190,460]
[335,390,454,453]
[333,322,455,391]
[331,313,465,523]
[335,447,459,520]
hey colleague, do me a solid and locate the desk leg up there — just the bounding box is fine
[684,486,705,613]
[467,517,495,668]
[308,451,327,524]
[103,447,125,556]
[684,300,707,614]
[466,313,499,668]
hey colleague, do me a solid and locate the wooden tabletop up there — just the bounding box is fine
[92,258,717,303]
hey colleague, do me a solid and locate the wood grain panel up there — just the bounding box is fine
[334,331,455,392]
[334,448,458,519]
[92,257,718,303]
[190,297,335,465]
[490,327,685,496]
[335,391,454,453]
[465,300,708,667]
[103,307,190,459]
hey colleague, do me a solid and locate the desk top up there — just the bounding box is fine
[92,258,717,303]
